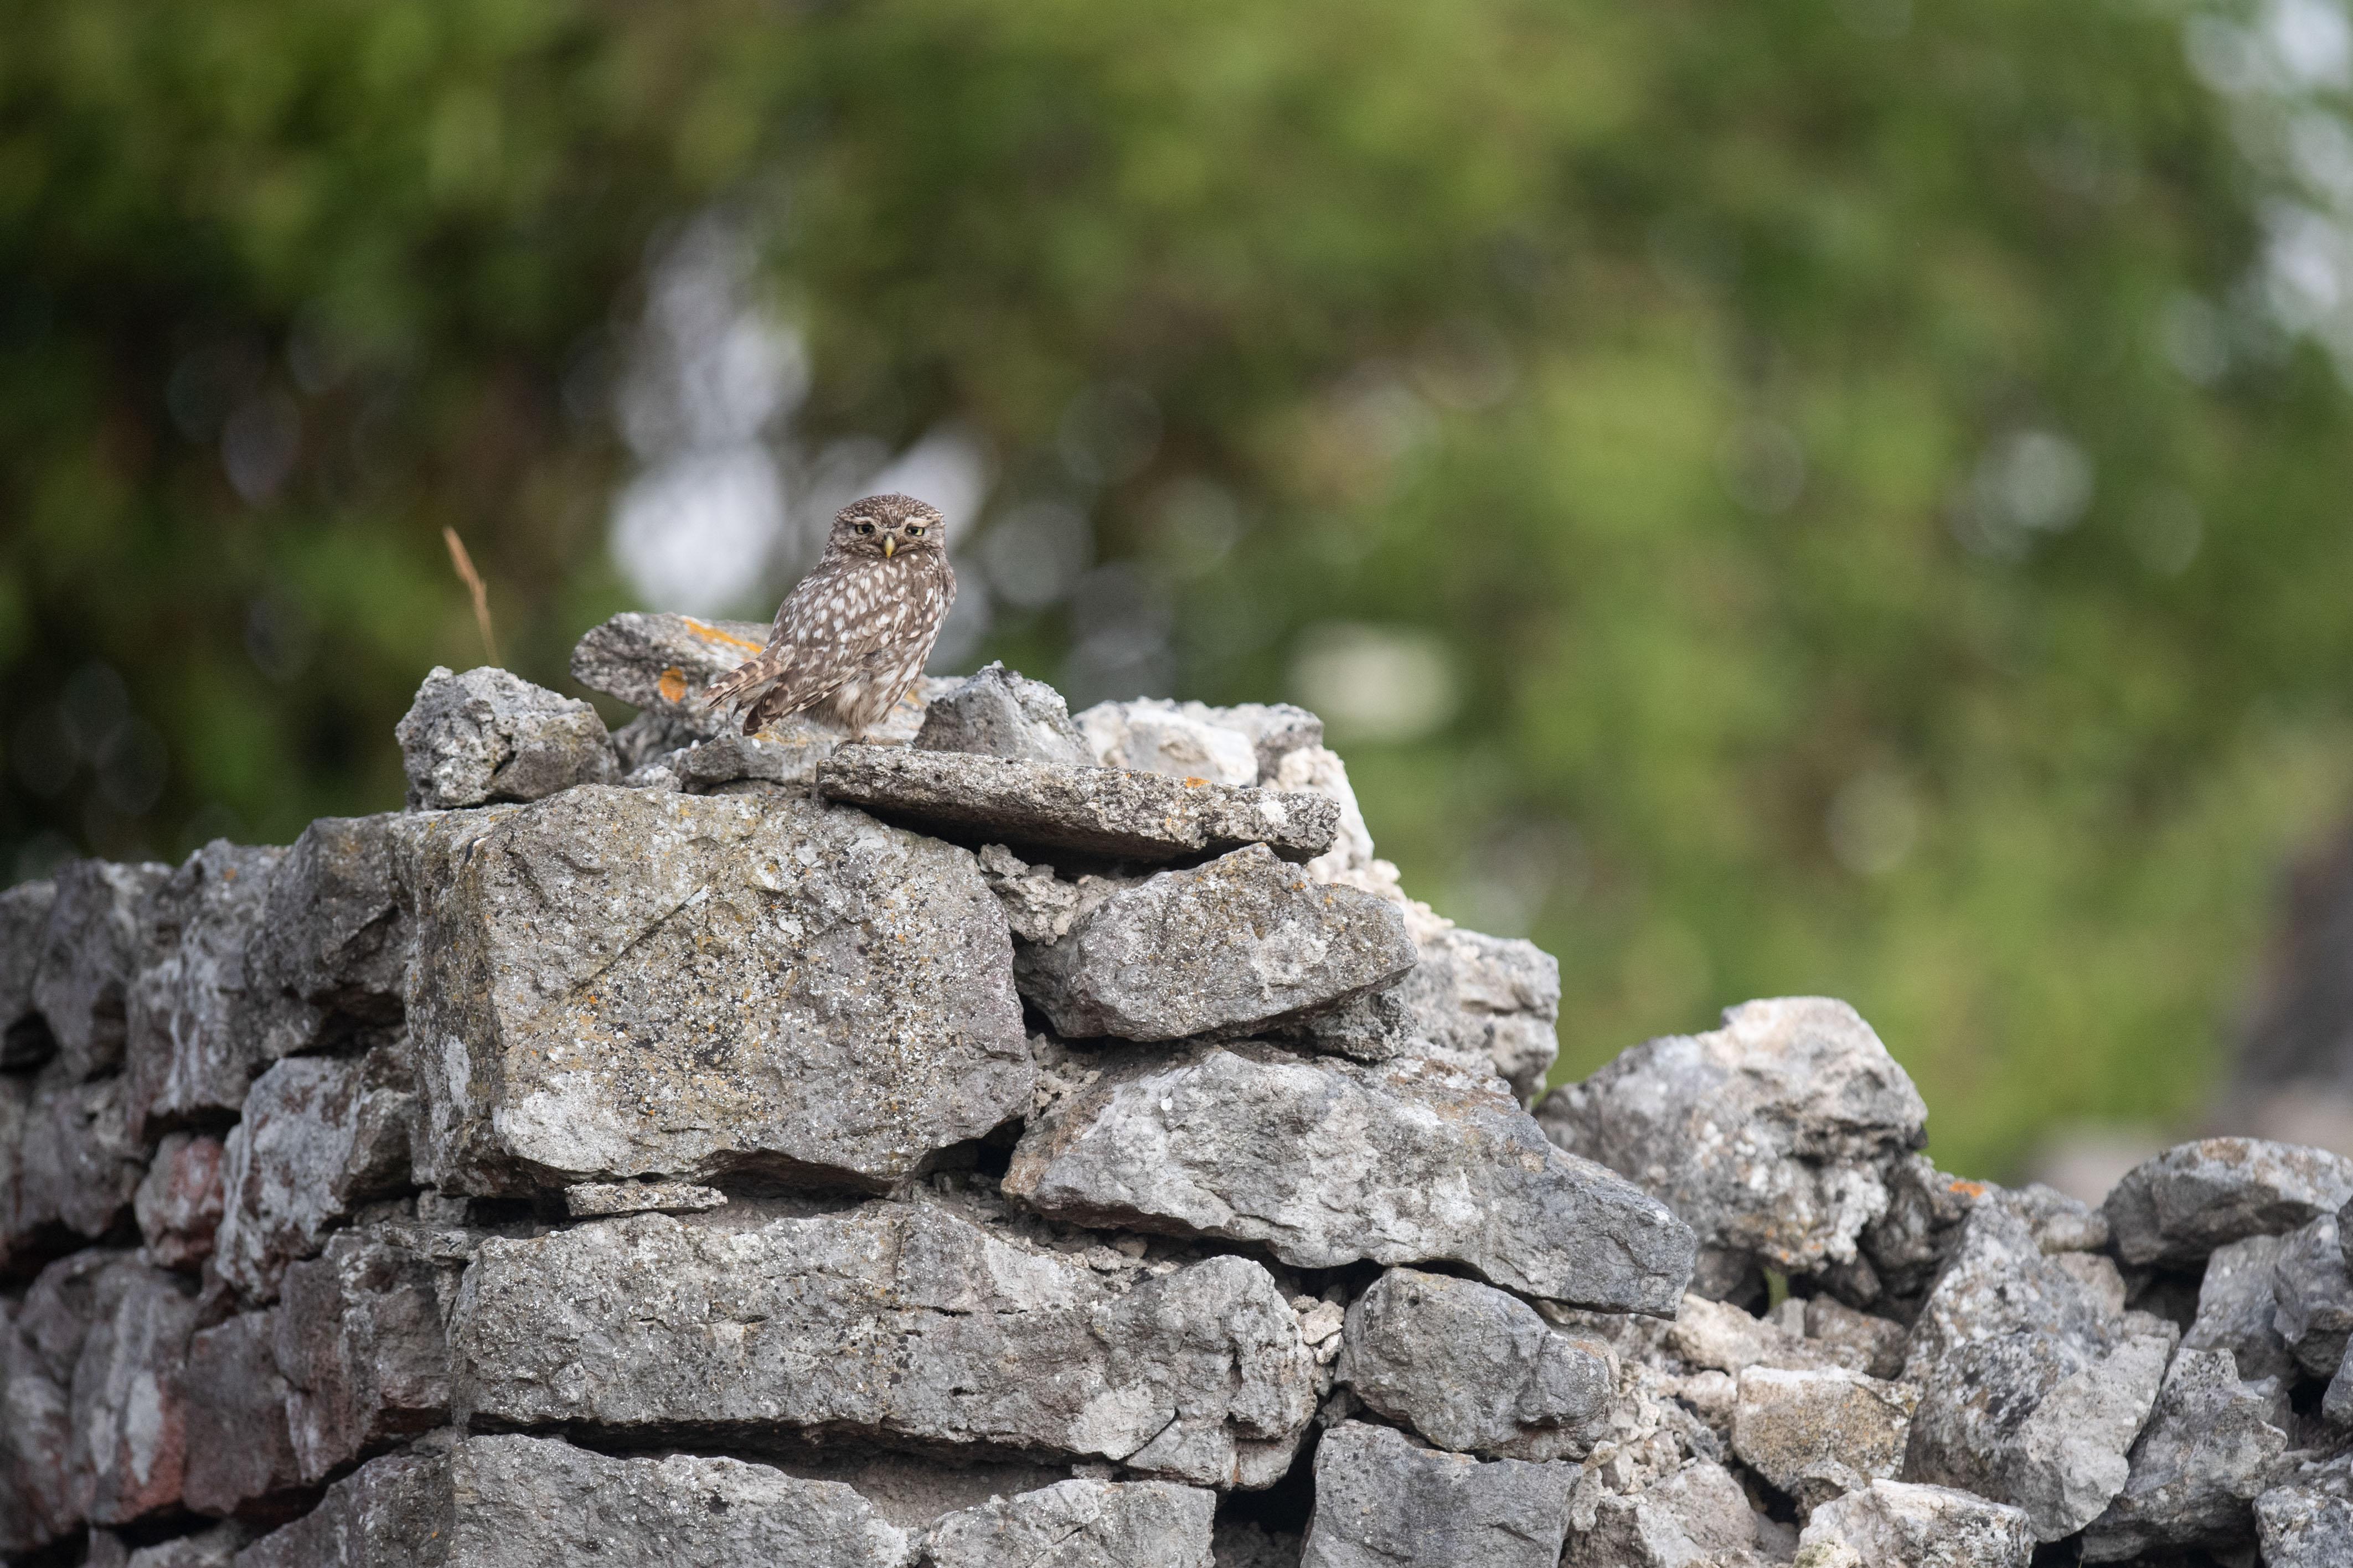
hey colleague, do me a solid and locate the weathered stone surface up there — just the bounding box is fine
[71,1260,200,1525]
[1901,1201,2176,1540]
[2180,1231,2296,1383]
[0,1068,30,1259]
[1666,1293,1864,1378]
[134,1132,227,1271]
[240,814,418,1055]
[922,1478,1216,1567]
[275,1225,467,1484]
[570,610,774,729]
[1008,1042,1696,1314]
[1346,1269,1619,1467]
[1337,1267,1613,1462]
[1,877,57,1066]
[816,745,1341,865]
[1016,845,1416,1041]
[2326,1336,2353,1424]
[124,842,284,1140]
[1536,998,1926,1295]
[15,1063,147,1240]
[1075,697,1264,785]
[1730,1365,1915,1513]
[917,662,1093,767]
[2103,1137,2353,1267]
[1794,1479,2033,1568]
[214,1042,416,1301]
[1804,1297,1908,1381]
[238,1434,915,1568]
[182,1311,304,1520]
[34,858,171,1079]
[2256,1452,2353,1568]
[1302,1420,1574,1568]
[1392,924,1561,1099]
[1561,1458,1774,1568]
[2078,1346,2290,1561]
[451,1204,1317,1487]
[561,1179,725,1218]
[1213,1519,1305,1568]
[3,1250,140,1551]
[2273,1210,2353,1378]
[404,787,1033,1195]
[396,665,617,811]
[666,729,833,792]
[973,843,1122,945]
[127,1523,254,1567]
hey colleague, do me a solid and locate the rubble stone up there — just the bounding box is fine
[1336,1267,1614,1462]
[2103,1137,2353,1267]
[666,729,834,791]
[241,814,418,1053]
[125,1523,252,1567]
[238,1434,914,1568]
[2180,1231,2296,1383]
[814,744,1341,864]
[1561,1457,1776,1568]
[1074,697,1263,785]
[1392,925,1562,1099]
[1301,1419,1575,1568]
[1016,845,1417,1041]
[1803,1297,1908,1380]
[1536,998,1926,1295]
[133,1132,226,1271]
[1666,1292,1864,1377]
[1901,1200,2176,1540]
[1007,1041,1696,1313]
[15,1064,147,1240]
[123,841,284,1140]
[450,1204,1317,1488]
[275,1225,467,1484]
[1730,1365,1915,1513]
[561,1179,725,1218]
[213,1042,416,1302]
[182,1311,304,1519]
[70,1260,199,1525]
[2078,1346,2290,1561]
[2255,1452,2353,1567]
[2272,1210,2353,1378]
[569,611,774,733]
[1,877,57,1066]
[916,662,1093,767]
[395,665,617,811]
[34,858,171,1079]
[1795,1479,2034,1568]
[403,787,1033,1196]
[921,1478,1216,1567]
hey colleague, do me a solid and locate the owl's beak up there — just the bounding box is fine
[883,535,895,558]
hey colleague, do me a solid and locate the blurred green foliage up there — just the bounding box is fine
[6,0,2352,1174]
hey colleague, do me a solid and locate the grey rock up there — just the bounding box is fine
[1730,1365,1915,1514]
[1843,1156,1983,1318]
[973,843,1116,945]
[1667,1293,1866,1377]
[2079,1346,2290,1561]
[183,1311,304,1520]
[1561,1457,1774,1568]
[1270,984,1416,1065]
[3,1250,149,1551]
[1,877,57,1065]
[1337,1268,1613,1462]
[2103,1137,2353,1267]
[1007,1041,1696,1314]
[34,858,171,1079]
[241,814,419,1053]
[815,745,1341,865]
[1075,698,1265,785]
[2273,1211,2353,1378]
[70,1260,200,1525]
[2326,1335,2353,1424]
[1795,1480,2033,1568]
[396,665,617,811]
[1016,845,1416,1041]
[128,1523,255,1568]
[1803,1298,1909,1381]
[123,841,284,1141]
[450,1203,1317,1487]
[1535,998,1926,1295]
[236,1434,915,1568]
[275,1224,468,1484]
[921,1478,1216,1567]
[561,1179,725,1217]
[214,1042,416,1302]
[1213,1519,1304,1568]
[2181,1231,2297,1383]
[1301,1420,1574,1568]
[1392,925,1561,1099]
[1901,1200,2176,1540]
[570,610,776,733]
[133,1132,228,1271]
[403,787,1032,1196]
[15,1063,147,1240]
[2255,1452,2353,1568]
[667,729,834,792]
[915,662,1093,767]
[0,1069,29,1259]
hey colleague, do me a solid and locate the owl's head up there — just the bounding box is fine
[830,494,946,560]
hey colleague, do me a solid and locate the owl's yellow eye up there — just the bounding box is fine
[854,521,875,534]
[906,525,925,537]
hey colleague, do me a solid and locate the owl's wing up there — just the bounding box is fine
[700,555,924,718]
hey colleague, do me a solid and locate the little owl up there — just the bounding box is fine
[703,493,956,739]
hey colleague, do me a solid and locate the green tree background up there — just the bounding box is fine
[7,0,2352,1176]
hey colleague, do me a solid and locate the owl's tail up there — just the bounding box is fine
[701,650,788,712]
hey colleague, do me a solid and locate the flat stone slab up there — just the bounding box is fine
[1006,1042,1695,1314]
[448,1203,1317,1488]
[403,786,1033,1194]
[814,745,1339,864]
[238,1434,914,1568]
[922,1478,1215,1567]
[1301,1420,1575,1568]
[2103,1137,2353,1267]
[1016,845,1416,1041]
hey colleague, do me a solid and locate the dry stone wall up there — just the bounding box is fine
[2,615,2351,1566]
